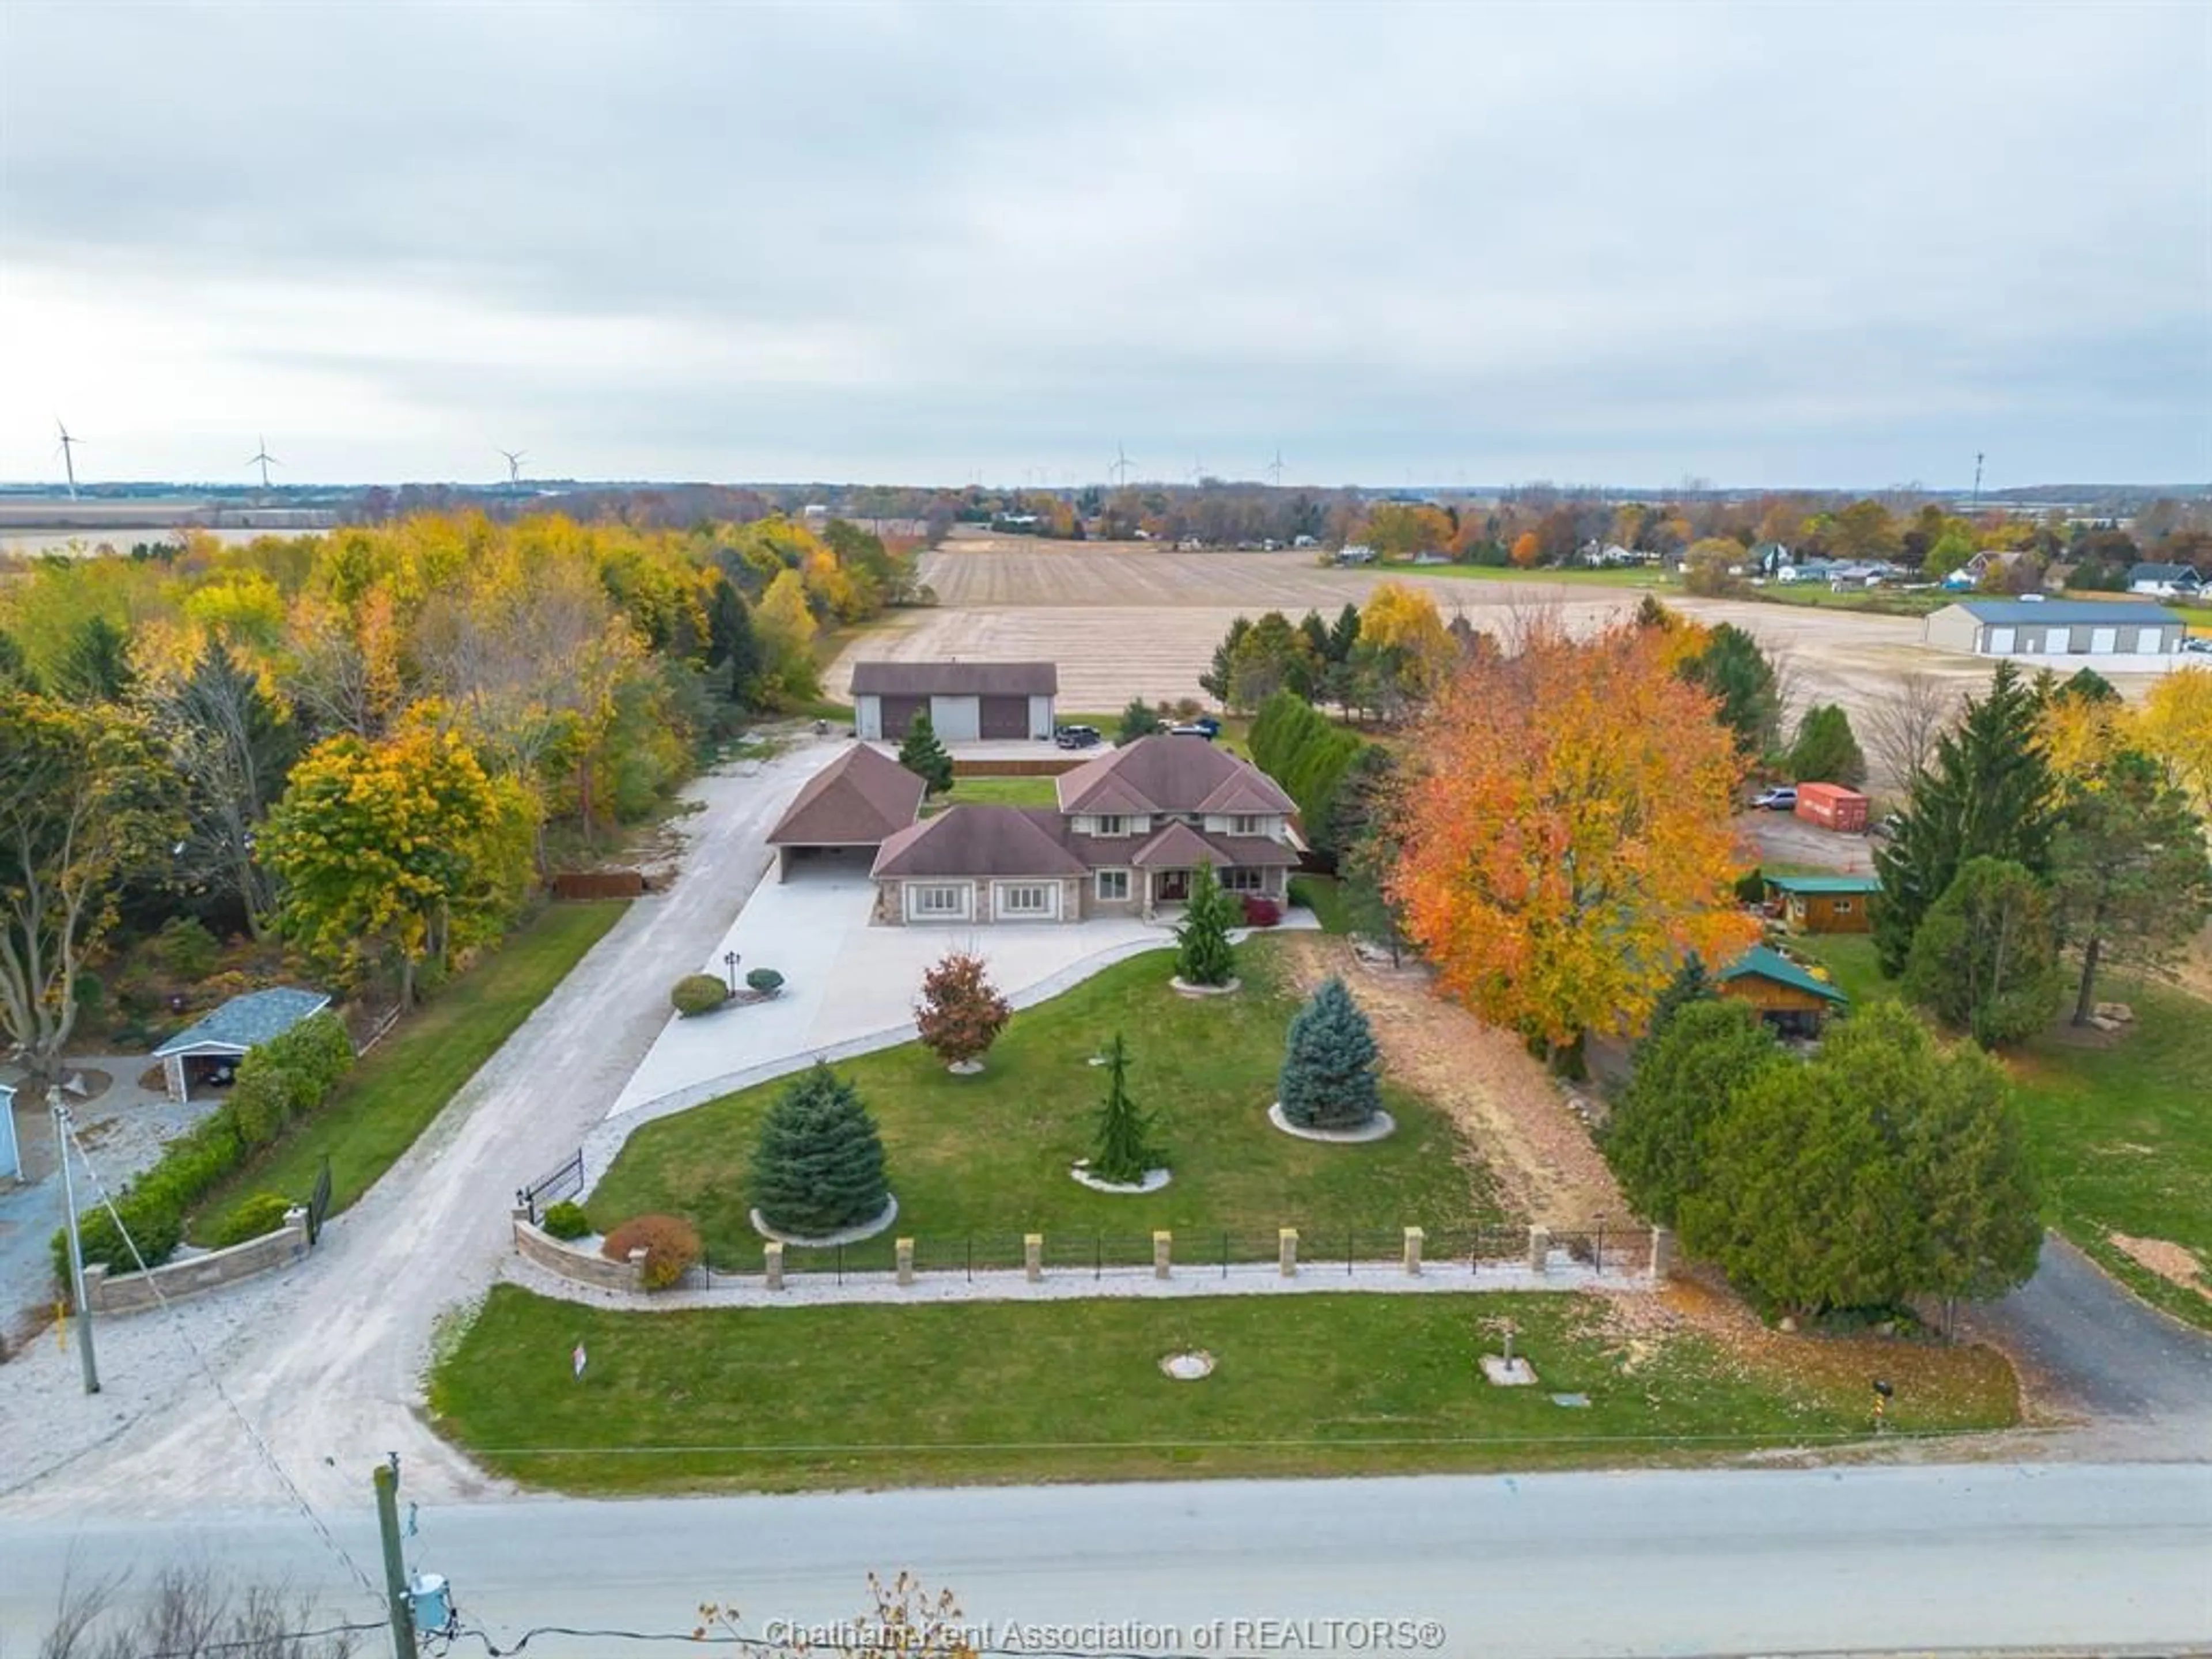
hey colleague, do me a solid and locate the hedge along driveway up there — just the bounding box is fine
[192,900,628,1243]
[588,938,1499,1270]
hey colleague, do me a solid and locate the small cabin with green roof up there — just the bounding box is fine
[1716,945,1848,1039]
[1763,872,1881,935]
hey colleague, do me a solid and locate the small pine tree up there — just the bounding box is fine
[1090,1032,1162,1184]
[914,949,1013,1069]
[1638,957,1713,1056]
[1277,976,1382,1130]
[897,710,954,796]
[1117,698,1164,745]
[1173,861,1239,986]
[752,1062,890,1236]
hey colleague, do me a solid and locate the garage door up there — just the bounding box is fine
[1986,627,2016,654]
[878,695,927,740]
[2091,627,2118,654]
[2137,628,2165,656]
[980,695,1029,739]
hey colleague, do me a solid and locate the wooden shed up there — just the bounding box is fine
[1764,873,1881,934]
[1716,945,1849,1037]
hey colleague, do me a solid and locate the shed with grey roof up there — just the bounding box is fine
[152,986,334,1103]
[1922,600,2184,661]
[851,660,1058,743]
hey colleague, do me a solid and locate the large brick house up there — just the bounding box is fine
[870,734,1300,925]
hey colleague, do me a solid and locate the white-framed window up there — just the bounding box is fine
[909,883,969,920]
[1221,866,1266,893]
[1096,869,1130,902]
[1228,815,1267,838]
[995,882,1055,919]
[1093,815,1128,837]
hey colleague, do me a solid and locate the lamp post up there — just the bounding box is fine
[723,950,741,995]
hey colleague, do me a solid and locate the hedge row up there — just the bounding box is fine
[1249,691,1376,859]
[52,1010,357,1290]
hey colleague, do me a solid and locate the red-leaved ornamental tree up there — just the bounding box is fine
[914,950,1013,1071]
[1388,617,1759,1071]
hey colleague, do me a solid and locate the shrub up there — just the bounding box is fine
[1241,895,1282,927]
[1277,976,1382,1130]
[229,1010,356,1151]
[208,1192,296,1249]
[753,1062,890,1236]
[745,967,785,997]
[1733,867,1767,906]
[671,973,730,1016]
[51,1106,247,1287]
[601,1213,702,1290]
[151,916,222,982]
[540,1200,592,1241]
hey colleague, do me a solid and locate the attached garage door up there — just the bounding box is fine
[878,695,927,740]
[980,696,1029,739]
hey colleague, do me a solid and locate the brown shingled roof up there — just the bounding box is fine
[851,660,1058,696]
[871,806,1090,880]
[768,744,927,847]
[1055,734,1296,817]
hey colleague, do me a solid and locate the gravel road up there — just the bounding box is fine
[0,740,840,1519]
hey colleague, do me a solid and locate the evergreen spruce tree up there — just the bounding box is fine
[1277,976,1382,1130]
[1874,662,2055,975]
[896,710,955,796]
[1173,861,1239,986]
[1090,1032,1162,1184]
[751,1062,890,1235]
[1637,956,1714,1056]
[1787,703,1868,786]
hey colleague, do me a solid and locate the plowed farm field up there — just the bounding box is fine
[828,534,1990,732]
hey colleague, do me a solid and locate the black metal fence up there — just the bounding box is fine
[517,1149,585,1224]
[305,1156,334,1247]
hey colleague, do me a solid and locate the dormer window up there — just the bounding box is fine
[1229,815,1266,837]
[1094,815,1127,837]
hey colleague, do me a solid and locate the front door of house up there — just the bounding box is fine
[1154,869,1191,904]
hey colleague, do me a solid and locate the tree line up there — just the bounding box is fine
[0,510,921,1081]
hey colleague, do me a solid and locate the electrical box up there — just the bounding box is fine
[408,1573,451,1631]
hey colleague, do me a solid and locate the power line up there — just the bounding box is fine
[141,1620,392,1659]
[58,1110,388,1611]
[443,1624,1208,1659]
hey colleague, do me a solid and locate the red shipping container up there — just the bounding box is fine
[1794,782,1869,832]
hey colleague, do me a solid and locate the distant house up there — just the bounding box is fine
[2128,562,2203,599]
[1715,946,1848,1037]
[1335,544,1377,566]
[850,660,1057,743]
[1751,541,1790,577]
[1411,550,1452,566]
[870,734,1298,925]
[1763,873,1881,935]
[766,744,929,881]
[1922,599,2185,660]
[151,987,333,1104]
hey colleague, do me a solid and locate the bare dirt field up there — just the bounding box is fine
[832,534,2004,735]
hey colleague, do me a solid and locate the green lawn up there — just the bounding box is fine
[927,775,1060,810]
[430,1284,2018,1494]
[1385,563,1669,590]
[192,901,628,1241]
[1792,934,2212,1328]
[1736,584,1951,617]
[1288,873,1350,934]
[589,940,1495,1270]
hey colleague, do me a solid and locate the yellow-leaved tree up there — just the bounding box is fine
[262,719,537,1004]
[1355,580,1457,707]
[2138,665,2212,813]
[1389,619,1759,1069]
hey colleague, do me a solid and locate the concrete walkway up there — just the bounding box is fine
[510,1249,1654,1312]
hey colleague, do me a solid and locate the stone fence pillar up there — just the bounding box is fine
[1403,1226,1425,1277]
[1153,1230,1172,1281]
[1278,1227,1299,1278]
[1648,1225,1677,1283]
[896,1237,915,1287]
[1024,1232,1043,1282]
[80,1263,109,1314]
[1527,1225,1552,1275]
[764,1241,785,1291]
[626,1247,650,1293]
[282,1206,310,1260]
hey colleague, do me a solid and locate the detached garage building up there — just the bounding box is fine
[1923,600,2185,661]
[766,743,927,881]
[851,661,1058,743]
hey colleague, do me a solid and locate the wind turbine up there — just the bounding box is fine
[247,435,280,491]
[500,448,527,491]
[55,419,85,499]
[1189,456,1206,486]
[1267,448,1285,487]
[1109,443,1133,488]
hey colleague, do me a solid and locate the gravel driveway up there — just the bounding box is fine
[0,739,844,1517]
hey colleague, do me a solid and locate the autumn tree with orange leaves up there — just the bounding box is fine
[1388,620,1758,1071]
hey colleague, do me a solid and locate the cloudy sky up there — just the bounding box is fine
[2,2,2206,490]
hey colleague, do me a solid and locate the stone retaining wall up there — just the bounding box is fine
[82,1208,310,1315]
[512,1210,647,1293]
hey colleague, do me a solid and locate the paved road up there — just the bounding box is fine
[0,740,842,1517]
[2,1464,2206,1656]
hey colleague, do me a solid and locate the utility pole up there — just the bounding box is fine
[1971,451,1984,514]
[375,1457,415,1659]
[52,1092,99,1395]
